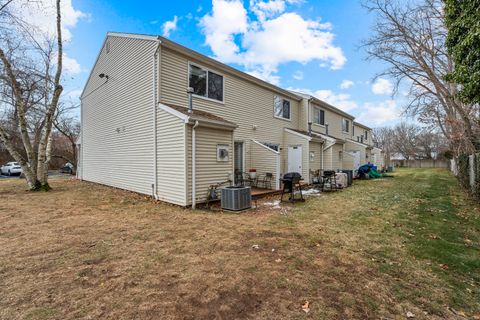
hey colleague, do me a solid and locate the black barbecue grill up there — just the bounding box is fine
[280,172,305,203]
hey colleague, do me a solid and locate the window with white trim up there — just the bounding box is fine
[274,96,290,120]
[342,119,350,133]
[313,107,325,126]
[263,142,280,151]
[189,64,224,102]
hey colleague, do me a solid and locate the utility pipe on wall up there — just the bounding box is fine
[191,120,199,209]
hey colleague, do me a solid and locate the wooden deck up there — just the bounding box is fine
[250,187,281,197]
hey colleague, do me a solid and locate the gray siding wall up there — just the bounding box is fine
[81,36,158,195]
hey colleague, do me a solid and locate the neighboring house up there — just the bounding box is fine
[79,32,381,207]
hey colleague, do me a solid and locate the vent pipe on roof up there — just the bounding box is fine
[187,87,194,113]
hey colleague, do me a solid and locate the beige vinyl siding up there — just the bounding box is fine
[309,141,323,179]
[186,125,234,205]
[251,141,280,189]
[160,47,299,175]
[81,36,158,195]
[323,146,333,171]
[331,144,344,171]
[308,102,353,141]
[283,130,309,179]
[353,123,373,146]
[156,108,187,205]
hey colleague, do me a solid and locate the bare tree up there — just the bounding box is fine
[52,103,80,169]
[0,0,63,190]
[363,0,480,154]
[391,122,420,161]
[373,127,395,167]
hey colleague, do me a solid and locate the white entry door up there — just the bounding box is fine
[288,146,302,173]
[352,151,361,171]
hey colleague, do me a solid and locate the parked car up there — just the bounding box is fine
[60,163,74,175]
[0,162,22,176]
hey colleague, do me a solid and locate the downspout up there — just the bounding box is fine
[152,38,161,200]
[191,120,199,209]
[321,140,325,171]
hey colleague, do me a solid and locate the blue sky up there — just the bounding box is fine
[61,0,403,127]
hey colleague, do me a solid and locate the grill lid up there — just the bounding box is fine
[283,172,302,180]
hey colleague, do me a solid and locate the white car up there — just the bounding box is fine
[0,162,22,176]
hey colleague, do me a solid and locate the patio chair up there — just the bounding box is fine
[257,172,273,189]
[234,169,244,186]
[242,172,255,186]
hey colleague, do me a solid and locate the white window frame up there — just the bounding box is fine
[273,95,291,121]
[188,62,225,104]
[312,106,325,127]
[342,118,350,133]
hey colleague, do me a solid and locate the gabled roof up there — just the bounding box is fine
[158,103,238,130]
[107,32,302,102]
[346,138,369,148]
[290,91,355,120]
[353,121,372,130]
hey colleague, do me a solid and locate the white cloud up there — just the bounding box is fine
[289,87,358,112]
[356,100,401,126]
[199,0,345,84]
[340,80,354,89]
[162,16,178,37]
[150,20,159,25]
[372,78,394,95]
[9,0,86,41]
[315,90,358,112]
[293,70,303,80]
[62,53,82,74]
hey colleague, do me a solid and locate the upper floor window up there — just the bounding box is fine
[364,130,368,140]
[342,119,350,133]
[188,64,224,102]
[274,96,290,120]
[313,107,325,126]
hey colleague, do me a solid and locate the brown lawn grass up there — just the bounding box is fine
[0,169,479,320]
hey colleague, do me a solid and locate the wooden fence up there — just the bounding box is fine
[391,159,449,168]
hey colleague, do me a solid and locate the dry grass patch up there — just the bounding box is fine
[0,170,478,319]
